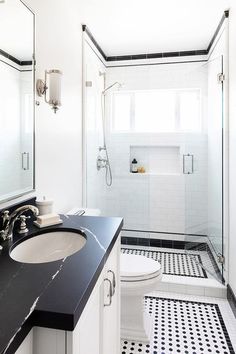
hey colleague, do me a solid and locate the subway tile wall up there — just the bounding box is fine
[85,45,209,237]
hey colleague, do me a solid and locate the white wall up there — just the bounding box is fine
[229,3,236,294]
[24,0,83,213]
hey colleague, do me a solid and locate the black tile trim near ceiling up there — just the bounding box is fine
[82,10,229,62]
[82,24,107,61]
[0,48,32,66]
[227,284,236,319]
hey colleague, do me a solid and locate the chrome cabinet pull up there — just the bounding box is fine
[108,270,116,296]
[104,278,112,307]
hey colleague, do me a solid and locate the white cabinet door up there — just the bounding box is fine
[15,330,33,354]
[33,327,65,354]
[67,269,105,354]
[103,238,120,354]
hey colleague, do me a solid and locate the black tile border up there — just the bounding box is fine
[82,24,107,61]
[122,247,208,278]
[121,235,205,250]
[227,284,236,319]
[207,10,229,53]
[82,10,229,63]
[121,236,223,281]
[0,48,32,66]
[146,296,235,354]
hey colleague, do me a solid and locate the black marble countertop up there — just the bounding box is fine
[0,214,123,354]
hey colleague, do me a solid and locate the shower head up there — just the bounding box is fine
[102,82,122,95]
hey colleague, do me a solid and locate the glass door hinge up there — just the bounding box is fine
[217,73,225,83]
[217,253,225,264]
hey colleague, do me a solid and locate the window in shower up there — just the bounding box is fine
[112,88,201,132]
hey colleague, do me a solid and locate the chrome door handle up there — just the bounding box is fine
[104,278,112,307]
[21,152,30,170]
[108,270,116,296]
[183,154,194,174]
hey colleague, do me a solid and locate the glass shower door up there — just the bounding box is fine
[185,55,224,282]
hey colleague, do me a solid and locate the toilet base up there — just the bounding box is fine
[121,294,152,343]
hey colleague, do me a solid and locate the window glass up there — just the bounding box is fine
[179,91,201,131]
[112,89,201,133]
[113,93,131,131]
[135,91,176,132]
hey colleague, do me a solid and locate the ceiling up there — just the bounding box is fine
[0,0,34,62]
[81,0,230,56]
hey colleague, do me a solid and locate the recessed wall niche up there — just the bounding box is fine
[130,145,181,175]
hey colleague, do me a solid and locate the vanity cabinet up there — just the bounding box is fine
[15,236,120,354]
[67,236,120,354]
[15,330,33,354]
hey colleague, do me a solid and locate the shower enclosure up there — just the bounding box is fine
[83,27,228,283]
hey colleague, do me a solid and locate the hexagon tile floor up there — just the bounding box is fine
[121,248,207,278]
[121,292,236,354]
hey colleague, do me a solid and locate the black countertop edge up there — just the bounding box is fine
[1,215,123,354]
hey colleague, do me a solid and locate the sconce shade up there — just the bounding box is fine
[49,70,62,107]
[36,69,63,113]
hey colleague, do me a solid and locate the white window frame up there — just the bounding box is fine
[111,88,202,133]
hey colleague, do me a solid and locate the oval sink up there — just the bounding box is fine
[10,230,86,264]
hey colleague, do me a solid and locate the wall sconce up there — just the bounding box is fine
[36,70,62,113]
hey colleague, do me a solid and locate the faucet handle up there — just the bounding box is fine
[1,210,10,223]
[0,230,6,241]
[17,215,31,234]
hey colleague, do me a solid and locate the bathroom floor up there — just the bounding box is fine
[121,247,207,278]
[121,244,219,280]
[121,291,236,354]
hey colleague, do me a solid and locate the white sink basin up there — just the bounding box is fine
[10,230,86,264]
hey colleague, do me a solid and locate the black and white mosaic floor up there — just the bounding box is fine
[121,248,207,278]
[121,295,235,354]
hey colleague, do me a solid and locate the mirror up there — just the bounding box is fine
[0,0,35,202]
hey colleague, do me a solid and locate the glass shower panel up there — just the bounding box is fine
[184,56,224,281]
[104,134,150,233]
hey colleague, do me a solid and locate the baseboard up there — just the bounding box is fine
[227,285,236,318]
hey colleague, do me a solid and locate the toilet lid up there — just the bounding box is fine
[120,254,161,281]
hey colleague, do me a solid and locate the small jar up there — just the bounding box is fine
[36,197,54,215]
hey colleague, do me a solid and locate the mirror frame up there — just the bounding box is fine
[0,0,36,203]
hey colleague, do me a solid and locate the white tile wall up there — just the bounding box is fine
[85,57,210,237]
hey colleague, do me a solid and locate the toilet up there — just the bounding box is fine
[120,253,162,342]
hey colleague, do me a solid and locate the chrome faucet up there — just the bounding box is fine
[0,205,39,241]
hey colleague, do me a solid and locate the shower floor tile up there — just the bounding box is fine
[121,247,207,278]
[121,293,236,354]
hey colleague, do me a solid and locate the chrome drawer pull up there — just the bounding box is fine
[108,270,116,296]
[104,278,112,306]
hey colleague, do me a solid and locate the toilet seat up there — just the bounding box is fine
[121,254,161,282]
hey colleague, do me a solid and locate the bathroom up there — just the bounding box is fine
[0,0,236,353]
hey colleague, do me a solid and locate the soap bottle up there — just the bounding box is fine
[131,159,138,173]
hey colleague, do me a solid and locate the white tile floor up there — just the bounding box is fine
[121,245,227,298]
[121,291,236,354]
[122,247,207,278]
